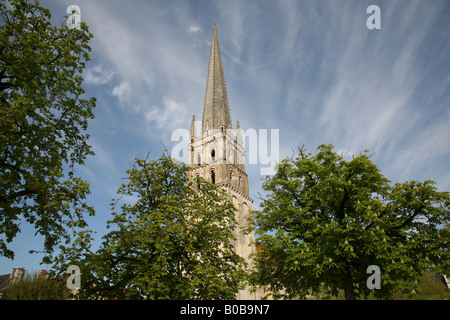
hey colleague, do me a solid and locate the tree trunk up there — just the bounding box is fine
[343,268,356,300]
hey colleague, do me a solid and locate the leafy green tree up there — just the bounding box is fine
[0,0,95,260]
[393,271,449,300]
[51,153,246,299]
[251,144,449,300]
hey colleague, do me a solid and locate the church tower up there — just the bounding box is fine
[188,25,260,300]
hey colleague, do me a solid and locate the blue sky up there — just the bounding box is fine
[1,0,450,275]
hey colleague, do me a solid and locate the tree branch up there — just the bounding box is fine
[0,188,36,203]
[387,205,425,234]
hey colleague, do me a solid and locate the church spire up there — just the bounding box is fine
[187,24,262,299]
[202,24,232,134]
[190,115,196,140]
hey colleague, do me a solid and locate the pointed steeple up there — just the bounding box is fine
[202,24,232,134]
[190,115,196,140]
[236,120,243,145]
[187,24,262,299]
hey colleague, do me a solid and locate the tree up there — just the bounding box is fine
[51,153,246,299]
[0,0,95,260]
[251,144,449,300]
[393,271,450,300]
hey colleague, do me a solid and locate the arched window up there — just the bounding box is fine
[196,154,201,166]
[194,174,200,189]
[211,170,215,184]
[211,149,215,161]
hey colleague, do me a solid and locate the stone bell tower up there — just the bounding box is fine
[187,24,260,299]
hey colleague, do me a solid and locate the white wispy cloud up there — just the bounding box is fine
[393,118,450,176]
[188,23,200,34]
[84,64,115,85]
[312,2,425,153]
[80,1,206,136]
[144,96,187,128]
[112,81,131,102]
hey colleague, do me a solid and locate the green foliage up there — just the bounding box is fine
[302,272,449,300]
[0,0,95,260]
[51,153,246,300]
[251,144,450,300]
[1,270,70,300]
[392,272,449,300]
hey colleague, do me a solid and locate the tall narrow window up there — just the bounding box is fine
[195,175,200,189]
[211,170,215,184]
[211,149,215,161]
[196,154,201,166]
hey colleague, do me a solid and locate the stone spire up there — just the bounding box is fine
[236,120,243,145]
[190,115,196,140]
[202,24,232,134]
[188,24,262,300]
